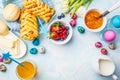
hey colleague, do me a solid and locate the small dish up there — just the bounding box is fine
[16,60,36,80]
[83,9,107,32]
[48,20,73,45]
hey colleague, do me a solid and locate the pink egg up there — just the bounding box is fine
[103,30,116,42]
[0,55,3,62]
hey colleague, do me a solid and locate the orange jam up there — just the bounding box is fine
[16,61,36,79]
[85,10,103,29]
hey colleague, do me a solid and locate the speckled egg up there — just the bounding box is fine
[30,48,38,54]
[39,46,45,54]
[78,26,85,34]
[0,64,7,72]
[111,15,120,28]
[95,42,102,48]
[108,43,116,50]
[103,30,116,42]
[101,48,108,55]
[3,58,11,64]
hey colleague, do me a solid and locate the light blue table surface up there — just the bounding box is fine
[0,0,120,80]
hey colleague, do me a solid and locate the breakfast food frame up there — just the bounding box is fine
[0,0,120,80]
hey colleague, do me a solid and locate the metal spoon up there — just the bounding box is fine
[99,1,120,18]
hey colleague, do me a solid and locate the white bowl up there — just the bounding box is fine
[48,20,73,45]
[83,9,107,32]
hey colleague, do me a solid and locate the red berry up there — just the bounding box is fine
[61,26,65,30]
[63,31,67,35]
[50,32,60,40]
[62,35,65,39]
[101,48,108,55]
[50,26,59,32]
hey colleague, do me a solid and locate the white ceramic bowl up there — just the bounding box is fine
[83,9,107,32]
[48,20,73,45]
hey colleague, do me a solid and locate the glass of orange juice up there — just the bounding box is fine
[16,60,36,80]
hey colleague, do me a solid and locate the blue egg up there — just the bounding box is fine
[111,15,120,28]
[30,48,38,54]
[32,38,40,46]
[77,26,85,34]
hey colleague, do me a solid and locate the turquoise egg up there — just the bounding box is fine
[32,38,40,46]
[77,26,85,34]
[30,48,38,54]
[111,15,120,28]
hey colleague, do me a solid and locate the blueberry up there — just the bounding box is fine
[61,13,65,18]
[30,48,38,54]
[66,31,69,36]
[66,26,69,30]
[32,38,40,46]
[57,16,61,19]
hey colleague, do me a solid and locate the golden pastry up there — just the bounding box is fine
[0,19,9,35]
[3,4,20,21]
[20,11,39,40]
[22,0,55,23]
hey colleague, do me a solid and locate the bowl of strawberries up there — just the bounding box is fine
[48,20,73,45]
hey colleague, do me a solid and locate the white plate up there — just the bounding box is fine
[0,31,27,59]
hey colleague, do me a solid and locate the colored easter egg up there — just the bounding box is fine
[30,48,38,54]
[0,64,7,72]
[111,15,120,28]
[32,38,40,46]
[108,43,116,50]
[3,58,11,64]
[78,26,85,34]
[103,30,116,42]
[95,42,102,48]
[101,48,108,55]
[0,55,3,62]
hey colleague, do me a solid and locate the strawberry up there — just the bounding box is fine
[50,26,59,32]
[61,26,66,30]
[49,32,60,40]
[63,30,67,35]
[50,22,60,32]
